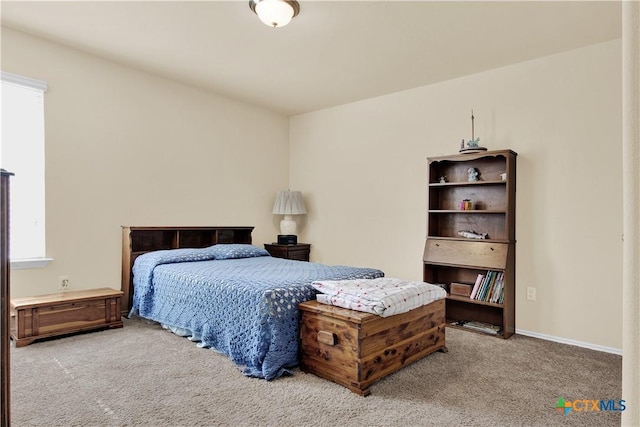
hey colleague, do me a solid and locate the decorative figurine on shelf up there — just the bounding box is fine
[458,230,488,239]
[467,137,480,148]
[439,176,447,183]
[467,167,479,182]
[500,172,507,181]
[459,109,488,153]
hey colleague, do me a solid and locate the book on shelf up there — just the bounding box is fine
[472,271,488,301]
[480,271,494,300]
[469,273,484,299]
[490,272,505,304]
[450,320,503,335]
[471,270,504,303]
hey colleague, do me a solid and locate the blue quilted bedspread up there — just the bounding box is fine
[129,245,383,380]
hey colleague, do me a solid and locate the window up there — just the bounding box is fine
[0,71,50,269]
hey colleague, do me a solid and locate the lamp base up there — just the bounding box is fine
[277,235,298,245]
[280,215,298,235]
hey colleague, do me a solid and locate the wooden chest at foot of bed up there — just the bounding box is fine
[10,288,123,347]
[298,299,446,396]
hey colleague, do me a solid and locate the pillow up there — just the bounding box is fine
[210,244,270,260]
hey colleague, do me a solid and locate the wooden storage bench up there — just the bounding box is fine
[10,288,123,347]
[299,299,447,396]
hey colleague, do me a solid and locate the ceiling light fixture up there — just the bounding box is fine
[249,0,300,28]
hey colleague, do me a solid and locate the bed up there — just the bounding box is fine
[121,226,384,380]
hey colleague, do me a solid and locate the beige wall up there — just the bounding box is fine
[290,40,623,350]
[2,28,290,298]
[2,27,624,350]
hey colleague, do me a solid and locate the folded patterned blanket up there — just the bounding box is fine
[311,277,447,317]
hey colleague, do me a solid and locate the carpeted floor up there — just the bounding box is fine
[9,317,622,426]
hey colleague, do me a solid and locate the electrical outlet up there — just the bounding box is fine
[59,275,70,292]
[526,286,537,301]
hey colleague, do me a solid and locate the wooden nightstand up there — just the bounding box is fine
[264,243,311,261]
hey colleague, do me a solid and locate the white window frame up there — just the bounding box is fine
[1,71,52,269]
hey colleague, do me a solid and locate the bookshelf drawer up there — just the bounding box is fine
[424,239,507,269]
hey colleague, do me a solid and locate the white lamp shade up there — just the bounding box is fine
[272,190,307,215]
[254,0,296,28]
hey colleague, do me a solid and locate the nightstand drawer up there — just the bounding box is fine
[424,239,507,269]
[286,247,310,261]
[264,243,311,261]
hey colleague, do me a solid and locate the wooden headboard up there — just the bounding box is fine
[121,226,254,314]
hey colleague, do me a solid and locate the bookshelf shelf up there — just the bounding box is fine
[447,321,503,336]
[446,294,504,308]
[429,180,506,187]
[428,210,507,214]
[425,236,510,244]
[423,149,516,339]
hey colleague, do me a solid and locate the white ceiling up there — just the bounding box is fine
[1,1,622,116]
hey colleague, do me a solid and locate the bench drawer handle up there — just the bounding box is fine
[317,330,336,346]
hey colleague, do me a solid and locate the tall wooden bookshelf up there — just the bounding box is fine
[423,150,516,338]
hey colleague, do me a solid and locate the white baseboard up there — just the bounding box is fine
[515,328,623,356]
